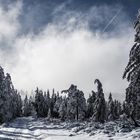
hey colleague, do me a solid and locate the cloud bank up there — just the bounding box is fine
[0,1,134,100]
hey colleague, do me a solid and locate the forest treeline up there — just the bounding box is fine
[23,80,122,123]
[0,68,122,123]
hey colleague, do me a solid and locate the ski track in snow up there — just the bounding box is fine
[0,117,140,140]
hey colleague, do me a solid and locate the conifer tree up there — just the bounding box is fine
[113,100,121,119]
[43,90,50,116]
[23,95,31,116]
[59,96,67,121]
[62,84,86,121]
[50,89,57,118]
[87,91,96,118]
[107,93,115,121]
[92,79,106,123]
[23,95,33,116]
[53,92,62,118]
[12,91,22,118]
[123,10,140,126]
[34,88,45,117]
[0,67,22,123]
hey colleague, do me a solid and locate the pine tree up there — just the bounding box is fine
[0,67,22,123]
[123,10,140,126]
[50,89,57,118]
[59,96,67,121]
[43,90,50,117]
[87,91,96,118]
[62,84,86,121]
[23,95,32,116]
[92,79,106,123]
[12,91,22,118]
[0,67,7,123]
[4,73,15,121]
[114,100,122,119]
[122,101,129,116]
[107,93,115,121]
[16,92,22,117]
[53,92,62,118]
[34,88,45,117]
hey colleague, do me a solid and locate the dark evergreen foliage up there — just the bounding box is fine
[123,10,140,126]
[0,67,22,123]
[92,79,106,123]
[62,84,86,121]
[87,91,96,118]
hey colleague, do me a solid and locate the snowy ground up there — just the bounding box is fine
[0,117,140,140]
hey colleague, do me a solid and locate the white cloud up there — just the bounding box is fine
[0,1,22,68]
[0,1,21,40]
[0,1,134,100]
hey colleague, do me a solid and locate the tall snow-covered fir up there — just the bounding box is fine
[123,10,140,126]
[0,67,22,123]
[92,79,106,123]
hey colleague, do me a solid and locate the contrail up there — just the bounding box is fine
[102,8,122,33]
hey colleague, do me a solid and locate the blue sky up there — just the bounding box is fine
[0,0,139,100]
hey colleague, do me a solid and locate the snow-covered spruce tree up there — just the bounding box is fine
[59,96,67,121]
[53,92,62,118]
[114,99,122,119]
[50,89,57,118]
[43,90,50,117]
[107,93,121,121]
[122,101,129,115]
[4,73,16,120]
[23,95,33,116]
[11,90,22,118]
[123,10,140,126]
[107,93,116,121]
[23,95,29,116]
[16,92,22,117]
[92,79,106,123]
[34,88,45,117]
[86,90,96,118]
[0,67,22,123]
[62,84,86,121]
[0,68,8,123]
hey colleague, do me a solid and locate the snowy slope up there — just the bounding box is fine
[0,117,140,140]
